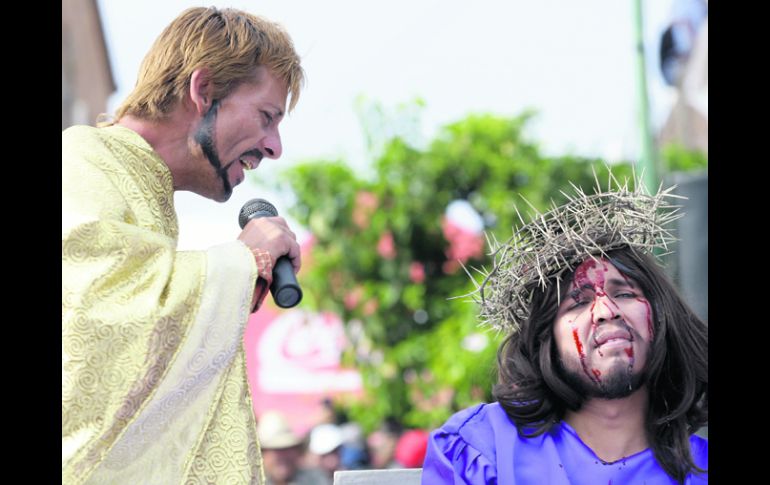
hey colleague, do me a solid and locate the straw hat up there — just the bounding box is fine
[257,411,304,450]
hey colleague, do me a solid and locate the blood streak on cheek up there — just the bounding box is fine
[573,326,601,384]
[592,369,602,380]
[626,334,636,369]
[572,328,584,356]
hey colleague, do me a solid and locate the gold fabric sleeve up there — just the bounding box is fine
[63,126,263,484]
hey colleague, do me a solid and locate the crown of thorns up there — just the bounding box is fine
[469,171,683,333]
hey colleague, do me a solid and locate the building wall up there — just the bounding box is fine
[62,0,115,129]
[663,171,708,323]
[657,18,708,154]
[657,12,708,323]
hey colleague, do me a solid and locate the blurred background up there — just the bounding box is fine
[63,0,707,474]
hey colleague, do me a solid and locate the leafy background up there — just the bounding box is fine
[253,102,706,432]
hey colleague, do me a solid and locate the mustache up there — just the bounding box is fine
[591,321,642,347]
[241,148,264,161]
[222,149,264,171]
[240,148,264,161]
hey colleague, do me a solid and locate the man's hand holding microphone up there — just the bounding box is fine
[237,199,303,310]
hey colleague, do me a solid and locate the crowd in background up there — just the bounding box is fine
[258,400,429,485]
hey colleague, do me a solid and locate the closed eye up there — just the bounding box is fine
[566,295,592,311]
[565,287,594,311]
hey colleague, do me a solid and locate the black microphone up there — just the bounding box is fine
[239,198,303,308]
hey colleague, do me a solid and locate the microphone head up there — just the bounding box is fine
[273,284,302,308]
[239,198,279,228]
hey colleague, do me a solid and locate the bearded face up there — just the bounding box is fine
[552,258,654,399]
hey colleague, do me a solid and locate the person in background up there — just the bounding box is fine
[307,423,344,482]
[367,418,403,469]
[394,430,429,469]
[338,422,370,470]
[259,411,330,485]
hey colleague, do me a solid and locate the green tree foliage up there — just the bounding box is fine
[261,105,703,432]
[660,143,708,172]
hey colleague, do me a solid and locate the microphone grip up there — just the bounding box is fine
[239,198,302,308]
[270,256,303,308]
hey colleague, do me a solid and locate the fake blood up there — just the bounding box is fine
[572,328,584,355]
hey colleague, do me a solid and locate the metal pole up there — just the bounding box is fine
[633,0,659,193]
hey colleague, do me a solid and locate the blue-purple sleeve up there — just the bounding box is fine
[686,436,708,484]
[421,425,496,484]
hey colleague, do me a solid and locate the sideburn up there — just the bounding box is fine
[193,100,233,198]
[194,99,222,170]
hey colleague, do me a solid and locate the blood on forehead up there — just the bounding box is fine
[571,258,609,291]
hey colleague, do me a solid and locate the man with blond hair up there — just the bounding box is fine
[62,7,305,483]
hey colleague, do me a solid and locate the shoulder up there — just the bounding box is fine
[62,125,115,169]
[678,433,709,484]
[63,125,149,159]
[62,125,107,150]
[62,124,99,139]
[689,433,708,466]
[439,402,507,434]
[63,126,125,205]
[433,402,515,462]
[422,403,513,483]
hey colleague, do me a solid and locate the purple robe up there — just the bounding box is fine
[422,403,707,484]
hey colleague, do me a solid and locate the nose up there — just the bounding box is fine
[592,295,621,323]
[261,131,282,159]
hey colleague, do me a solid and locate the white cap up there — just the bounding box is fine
[308,423,344,455]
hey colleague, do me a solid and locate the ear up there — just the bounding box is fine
[189,68,213,115]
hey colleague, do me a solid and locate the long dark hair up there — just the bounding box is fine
[493,247,707,483]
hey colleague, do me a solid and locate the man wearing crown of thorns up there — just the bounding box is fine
[421,176,707,484]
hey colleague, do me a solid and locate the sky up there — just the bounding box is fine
[96,0,681,250]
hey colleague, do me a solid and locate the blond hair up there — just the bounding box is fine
[110,7,304,123]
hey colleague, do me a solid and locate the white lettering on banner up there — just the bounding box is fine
[255,309,363,394]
